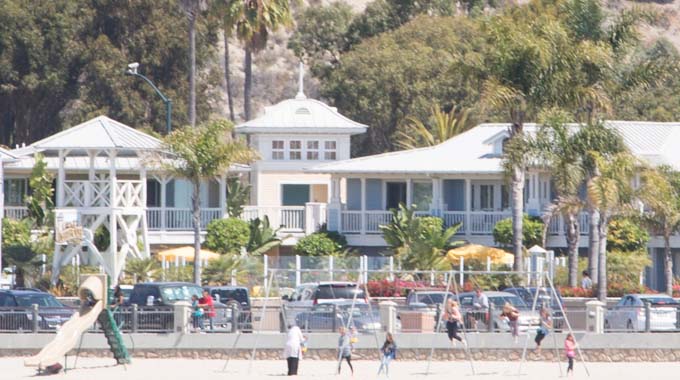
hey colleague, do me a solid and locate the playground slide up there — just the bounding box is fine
[24,300,103,368]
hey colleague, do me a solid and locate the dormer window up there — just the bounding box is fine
[324,141,337,160]
[295,107,311,115]
[289,140,302,160]
[272,140,284,160]
[307,141,319,160]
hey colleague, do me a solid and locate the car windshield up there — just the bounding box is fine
[489,295,528,309]
[338,304,369,317]
[212,289,249,304]
[315,285,364,300]
[639,296,679,305]
[417,293,452,305]
[161,285,202,302]
[15,294,63,307]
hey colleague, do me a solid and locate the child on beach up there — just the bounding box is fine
[191,294,204,331]
[500,302,520,342]
[565,333,576,376]
[337,326,354,375]
[444,299,465,346]
[535,307,552,355]
[377,332,397,377]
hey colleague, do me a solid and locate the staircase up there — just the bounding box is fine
[97,309,131,364]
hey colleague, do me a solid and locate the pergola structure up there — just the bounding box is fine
[27,116,162,285]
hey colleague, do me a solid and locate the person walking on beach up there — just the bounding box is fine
[377,332,397,377]
[500,302,520,342]
[283,324,306,376]
[535,307,552,355]
[444,299,465,346]
[337,326,354,375]
[565,333,576,377]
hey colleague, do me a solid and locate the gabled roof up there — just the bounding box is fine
[308,121,680,175]
[0,147,17,160]
[235,98,367,135]
[31,116,162,152]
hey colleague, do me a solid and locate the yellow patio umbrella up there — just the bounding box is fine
[156,246,221,262]
[446,244,514,266]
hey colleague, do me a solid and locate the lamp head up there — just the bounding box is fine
[126,62,139,75]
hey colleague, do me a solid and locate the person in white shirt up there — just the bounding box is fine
[471,288,490,330]
[283,324,306,376]
[581,271,593,289]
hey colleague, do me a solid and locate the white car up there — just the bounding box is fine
[604,294,679,332]
[282,282,367,327]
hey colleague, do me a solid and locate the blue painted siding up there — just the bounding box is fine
[443,179,465,211]
[366,179,382,210]
[346,178,361,210]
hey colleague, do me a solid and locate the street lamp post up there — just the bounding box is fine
[125,62,173,134]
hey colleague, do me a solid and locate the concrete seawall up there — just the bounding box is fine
[5,332,680,362]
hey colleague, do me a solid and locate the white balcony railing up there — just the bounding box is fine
[63,180,111,208]
[147,208,223,230]
[341,211,362,234]
[442,211,466,234]
[241,206,306,232]
[3,206,29,220]
[469,211,511,235]
[365,211,392,234]
[548,212,591,236]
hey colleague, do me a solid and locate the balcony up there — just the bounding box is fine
[3,206,29,220]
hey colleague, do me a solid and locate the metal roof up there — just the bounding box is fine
[308,121,680,175]
[31,116,162,151]
[235,98,367,135]
[0,147,16,160]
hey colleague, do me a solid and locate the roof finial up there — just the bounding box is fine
[295,61,306,100]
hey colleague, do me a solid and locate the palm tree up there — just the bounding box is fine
[395,106,472,150]
[587,152,636,300]
[163,120,257,284]
[535,114,585,287]
[638,167,680,295]
[124,258,162,283]
[229,0,294,120]
[203,254,245,285]
[180,0,207,127]
[213,0,241,121]
[247,216,282,256]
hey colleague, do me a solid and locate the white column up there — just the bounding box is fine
[328,176,342,232]
[108,150,118,280]
[360,178,366,235]
[406,178,412,207]
[219,174,227,218]
[430,178,441,215]
[140,165,150,257]
[160,176,167,230]
[57,149,66,207]
[465,179,471,239]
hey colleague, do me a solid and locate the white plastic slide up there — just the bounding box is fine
[25,275,106,368]
[24,300,103,368]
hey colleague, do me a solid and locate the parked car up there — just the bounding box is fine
[503,287,565,330]
[282,282,367,327]
[128,282,229,330]
[204,286,251,330]
[405,291,456,309]
[456,291,540,332]
[0,289,74,330]
[604,294,679,332]
[295,301,381,333]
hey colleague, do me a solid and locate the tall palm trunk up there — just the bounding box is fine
[189,13,197,128]
[566,212,580,288]
[223,29,235,122]
[664,234,673,296]
[511,166,525,272]
[597,214,608,301]
[192,181,202,285]
[588,208,600,284]
[244,47,253,120]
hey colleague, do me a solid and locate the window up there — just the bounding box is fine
[3,178,27,206]
[480,185,494,210]
[501,185,510,210]
[289,140,302,160]
[306,140,319,160]
[412,181,433,211]
[272,140,284,160]
[324,141,337,160]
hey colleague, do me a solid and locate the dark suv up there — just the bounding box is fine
[128,282,204,306]
[0,289,74,331]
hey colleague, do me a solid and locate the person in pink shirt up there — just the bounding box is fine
[564,333,576,376]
